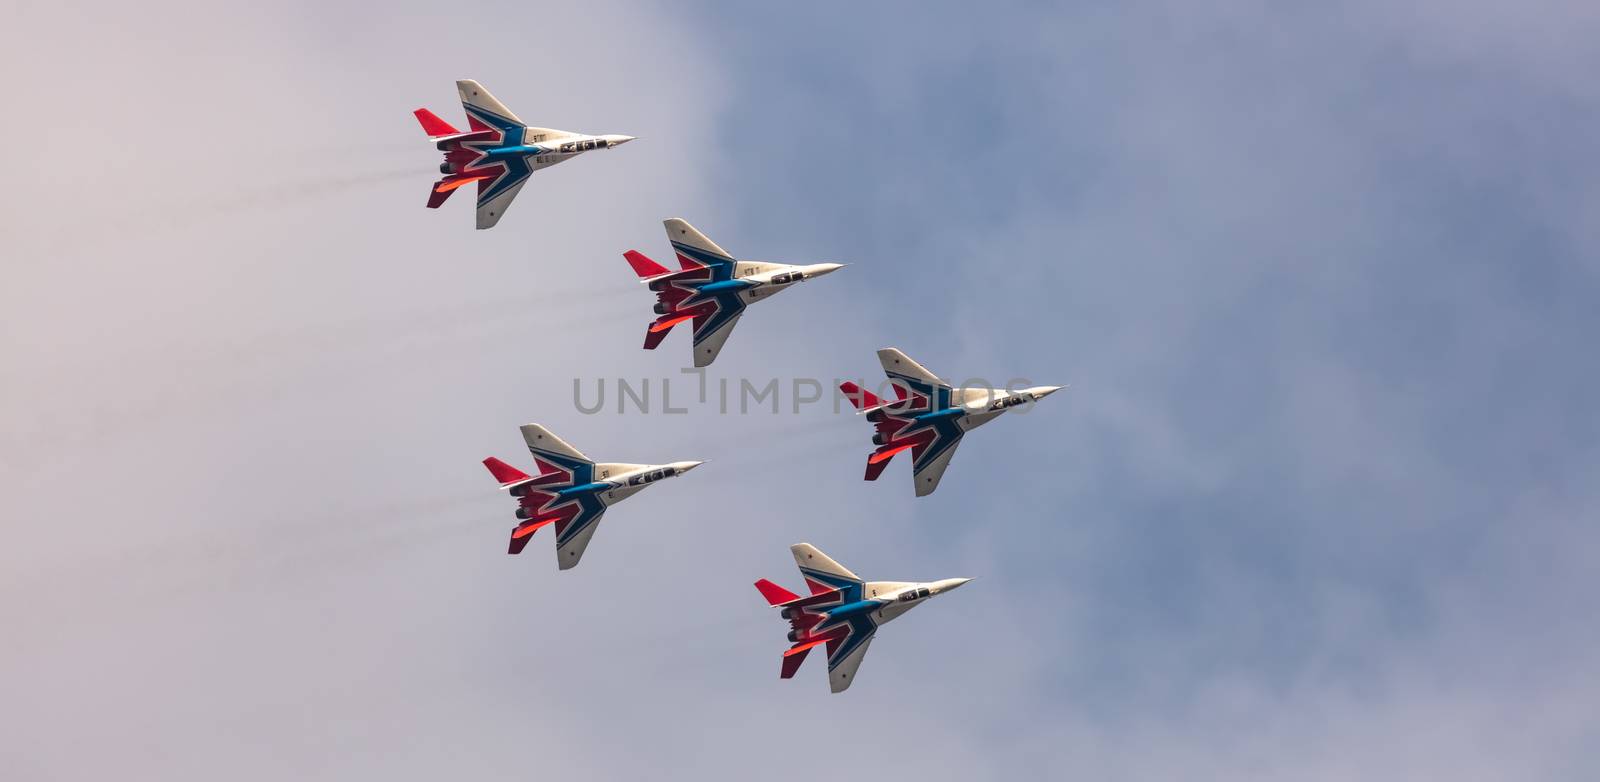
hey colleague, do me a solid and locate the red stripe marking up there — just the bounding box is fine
[511,518,558,538]
[436,175,489,194]
[649,314,694,333]
[785,637,830,656]
[868,443,915,465]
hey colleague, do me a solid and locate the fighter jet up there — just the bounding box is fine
[482,424,702,569]
[414,79,635,229]
[623,218,845,367]
[840,348,1063,497]
[756,543,971,693]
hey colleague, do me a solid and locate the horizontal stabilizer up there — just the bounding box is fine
[643,325,672,350]
[508,517,557,555]
[520,424,591,465]
[624,250,671,279]
[426,181,454,209]
[413,108,459,137]
[484,457,531,486]
[754,578,802,606]
[781,639,826,679]
[508,526,539,555]
[427,181,453,209]
[839,381,883,411]
[864,454,895,481]
[650,313,694,334]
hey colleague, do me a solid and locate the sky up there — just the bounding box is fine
[3,0,1599,779]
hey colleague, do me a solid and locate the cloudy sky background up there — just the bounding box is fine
[3,0,1598,779]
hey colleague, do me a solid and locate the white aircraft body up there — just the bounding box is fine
[842,349,1063,496]
[756,543,971,693]
[624,218,845,367]
[415,79,635,229]
[483,424,702,569]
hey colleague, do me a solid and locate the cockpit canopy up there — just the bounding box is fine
[558,138,610,153]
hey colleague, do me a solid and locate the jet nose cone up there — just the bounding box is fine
[1031,385,1064,399]
[609,135,637,146]
[811,262,846,276]
[932,577,973,595]
[674,460,706,473]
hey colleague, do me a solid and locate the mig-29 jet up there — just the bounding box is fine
[841,348,1062,497]
[623,218,845,367]
[756,543,971,693]
[482,424,702,569]
[415,79,635,229]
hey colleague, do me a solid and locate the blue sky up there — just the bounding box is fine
[3,1,1598,779]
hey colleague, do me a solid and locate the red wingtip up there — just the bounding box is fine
[484,457,531,485]
[839,382,882,410]
[755,578,802,606]
[624,250,672,278]
[414,108,459,137]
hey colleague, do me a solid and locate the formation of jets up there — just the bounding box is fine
[418,79,1062,693]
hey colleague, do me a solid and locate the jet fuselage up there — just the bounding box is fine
[514,460,703,514]
[677,262,845,308]
[440,133,635,175]
[791,577,971,642]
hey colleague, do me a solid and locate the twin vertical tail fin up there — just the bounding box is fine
[624,250,672,279]
[754,577,828,679]
[626,249,706,349]
[755,578,802,606]
[759,543,861,682]
[484,424,594,557]
[841,372,924,482]
[483,456,532,487]
[415,106,495,209]
[482,456,549,555]
[417,80,523,210]
[839,381,884,411]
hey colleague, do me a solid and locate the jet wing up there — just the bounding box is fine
[828,633,874,693]
[553,502,606,570]
[911,433,963,497]
[476,175,529,230]
[691,309,743,368]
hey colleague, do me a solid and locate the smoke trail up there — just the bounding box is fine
[3,286,646,462]
[205,167,419,215]
[25,161,421,253]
